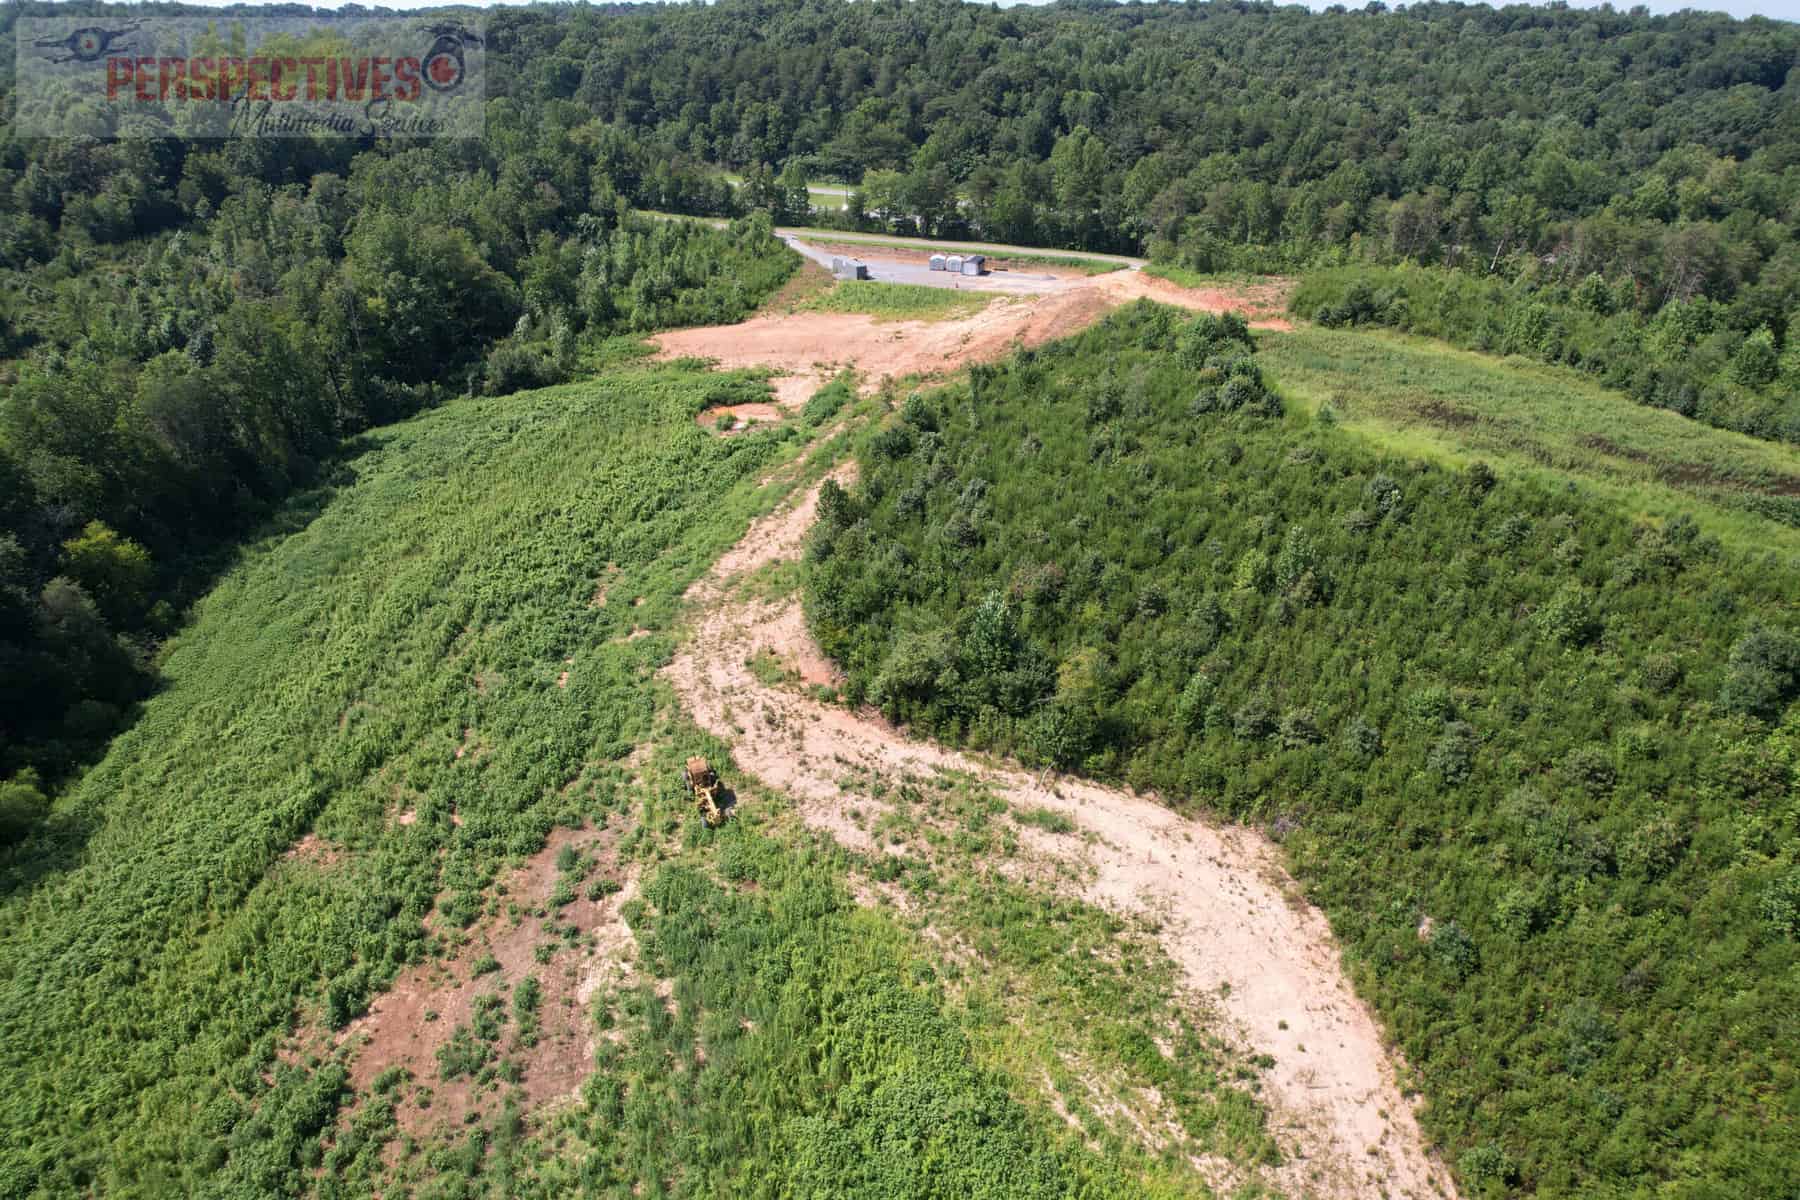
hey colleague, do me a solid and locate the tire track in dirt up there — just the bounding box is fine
[666,469,1458,1200]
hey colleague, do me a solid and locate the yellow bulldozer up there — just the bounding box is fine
[684,756,727,827]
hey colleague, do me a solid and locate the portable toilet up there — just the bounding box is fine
[945,254,964,273]
[928,253,947,272]
[962,254,987,276]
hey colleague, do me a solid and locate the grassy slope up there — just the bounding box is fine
[1258,327,1800,557]
[805,303,1800,1198]
[802,279,996,320]
[0,363,795,1196]
[0,358,1255,1198]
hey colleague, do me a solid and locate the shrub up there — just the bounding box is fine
[1344,717,1383,758]
[1405,684,1454,730]
[1719,623,1800,719]
[869,425,914,461]
[1535,583,1599,647]
[1278,707,1322,748]
[1764,868,1800,939]
[1559,746,1617,797]
[1428,919,1478,979]
[0,771,48,844]
[1428,721,1478,785]
[1176,673,1215,732]
[1458,1142,1519,1187]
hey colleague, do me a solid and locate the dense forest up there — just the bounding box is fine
[554,0,1800,440]
[804,302,1800,1197]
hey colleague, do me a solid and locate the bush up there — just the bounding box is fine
[1535,584,1599,647]
[1719,624,1800,719]
[1764,868,1800,939]
[0,771,48,843]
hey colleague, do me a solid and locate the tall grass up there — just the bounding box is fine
[1258,327,1800,556]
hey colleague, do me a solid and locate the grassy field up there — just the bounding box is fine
[719,170,850,211]
[0,353,1257,1197]
[801,279,996,320]
[1257,326,1800,557]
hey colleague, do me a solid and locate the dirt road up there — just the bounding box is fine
[665,469,1459,1200]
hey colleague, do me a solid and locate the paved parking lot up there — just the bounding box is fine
[783,235,1086,296]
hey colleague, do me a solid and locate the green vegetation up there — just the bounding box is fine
[497,821,1228,1198]
[1293,266,1800,445]
[1256,327,1800,552]
[806,302,1800,1198]
[0,348,1259,1199]
[804,280,994,320]
[0,362,806,1196]
[0,128,795,785]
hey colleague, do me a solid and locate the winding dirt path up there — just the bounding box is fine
[666,469,1457,1200]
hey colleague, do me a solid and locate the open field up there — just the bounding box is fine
[1258,327,1800,556]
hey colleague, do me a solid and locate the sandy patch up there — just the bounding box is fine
[281,832,344,869]
[768,370,830,408]
[665,474,1454,1200]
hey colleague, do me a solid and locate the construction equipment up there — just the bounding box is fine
[684,756,727,827]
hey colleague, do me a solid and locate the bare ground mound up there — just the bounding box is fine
[666,473,1456,1200]
[652,271,1292,389]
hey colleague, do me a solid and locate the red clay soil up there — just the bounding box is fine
[322,823,639,1140]
[652,271,1292,392]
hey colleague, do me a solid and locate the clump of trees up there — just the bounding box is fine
[806,301,1800,1197]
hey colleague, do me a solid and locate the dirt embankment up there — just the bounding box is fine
[651,270,1293,397]
[665,470,1457,1200]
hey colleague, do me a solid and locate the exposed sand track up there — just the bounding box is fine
[666,470,1457,1200]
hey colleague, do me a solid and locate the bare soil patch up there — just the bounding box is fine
[653,271,1290,390]
[696,402,784,434]
[281,833,344,869]
[326,823,639,1140]
[666,474,1457,1200]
